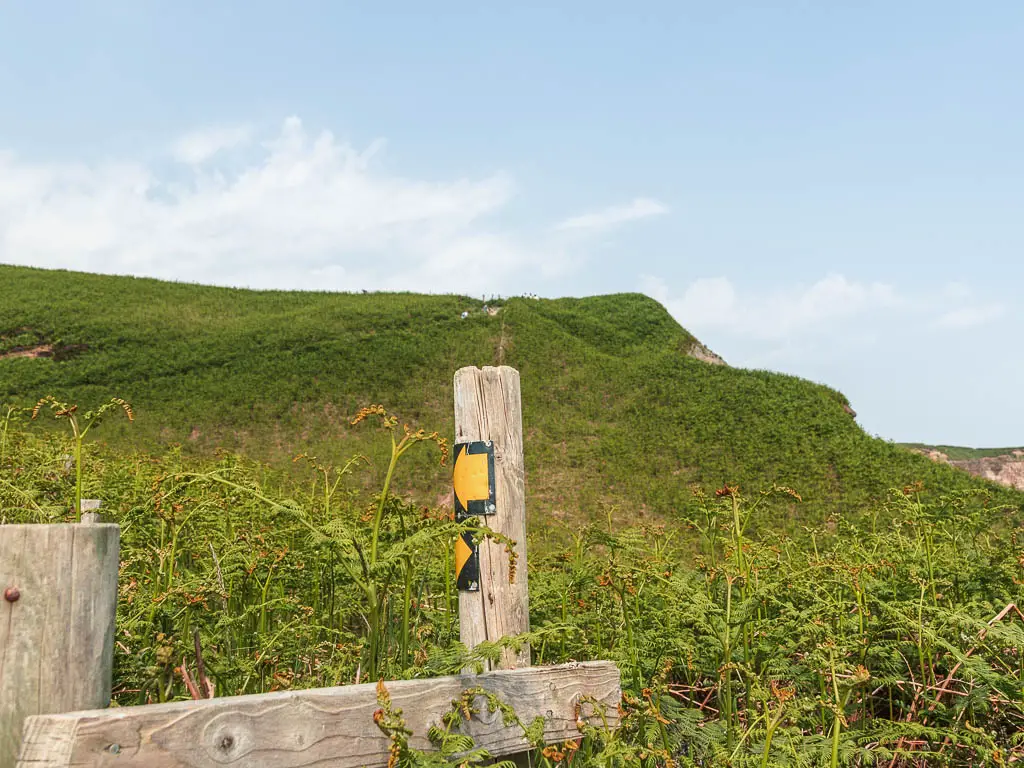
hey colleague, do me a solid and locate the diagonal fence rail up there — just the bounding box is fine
[17,662,620,768]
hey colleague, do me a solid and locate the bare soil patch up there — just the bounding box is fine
[0,344,54,360]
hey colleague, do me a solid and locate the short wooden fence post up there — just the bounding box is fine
[0,522,119,768]
[453,365,531,670]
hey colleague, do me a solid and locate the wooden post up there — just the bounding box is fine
[0,523,119,768]
[453,366,530,670]
[79,499,102,525]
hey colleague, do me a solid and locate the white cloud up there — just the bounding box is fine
[641,273,902,341]
[941,281,974,303]
[555,197,667,232]
[933,304,1005,330]
[172,124,253,164]
[0,117,665,295]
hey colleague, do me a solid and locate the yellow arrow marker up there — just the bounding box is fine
[454,448,491,512]
[454,535,474,581]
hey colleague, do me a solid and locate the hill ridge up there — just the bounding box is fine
[2,263,1020,528]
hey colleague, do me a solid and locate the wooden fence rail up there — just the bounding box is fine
[2,366,621,768]
[17,662,620,768]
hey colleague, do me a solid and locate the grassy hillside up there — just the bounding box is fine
[2,263,1020,529]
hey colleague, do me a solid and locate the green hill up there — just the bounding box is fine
[2,263,1019,529]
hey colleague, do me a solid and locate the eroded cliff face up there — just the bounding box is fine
[919,449,1024,490]
[950,454,1024,490]
[687,341,727,366]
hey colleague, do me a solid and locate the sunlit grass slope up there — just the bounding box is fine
[2,263,1019,528]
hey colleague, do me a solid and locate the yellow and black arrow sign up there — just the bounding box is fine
[453,441,496,520]
[454,531,480,592]
[453,440,495,592]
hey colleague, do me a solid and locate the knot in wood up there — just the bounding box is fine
[3,586,19,603]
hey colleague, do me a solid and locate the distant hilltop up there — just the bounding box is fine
[909,445,1024,490]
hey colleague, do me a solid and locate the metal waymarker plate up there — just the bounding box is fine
[454,530,480,592]
[453,440,495,592]
[453,440,496,519]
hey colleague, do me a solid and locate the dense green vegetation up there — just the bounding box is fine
[4,265,1024,764]
[3,413,1022,765]
[2,264,1020,532]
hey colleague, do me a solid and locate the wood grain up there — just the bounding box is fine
[16,661,621,768]
[453,366,531,670]
[1,524,119,768]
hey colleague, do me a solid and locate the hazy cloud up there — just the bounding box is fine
[640,273,902,341]
[933,304,1005,329]
[555,197,667,232]
[0,117,664,295]
[0,117,667,294]
[172,124,253,164]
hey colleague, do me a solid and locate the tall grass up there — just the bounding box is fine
[2,406,1022,765]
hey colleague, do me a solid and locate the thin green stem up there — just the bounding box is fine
[828,646,842,768]
[401,558,413,668]
[370,436,402,567]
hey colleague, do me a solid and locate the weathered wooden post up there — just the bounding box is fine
[453,365,531,670]
[0,522,119,768]
[79,499,103,525]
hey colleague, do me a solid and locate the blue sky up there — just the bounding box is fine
[1,2,1021,446]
